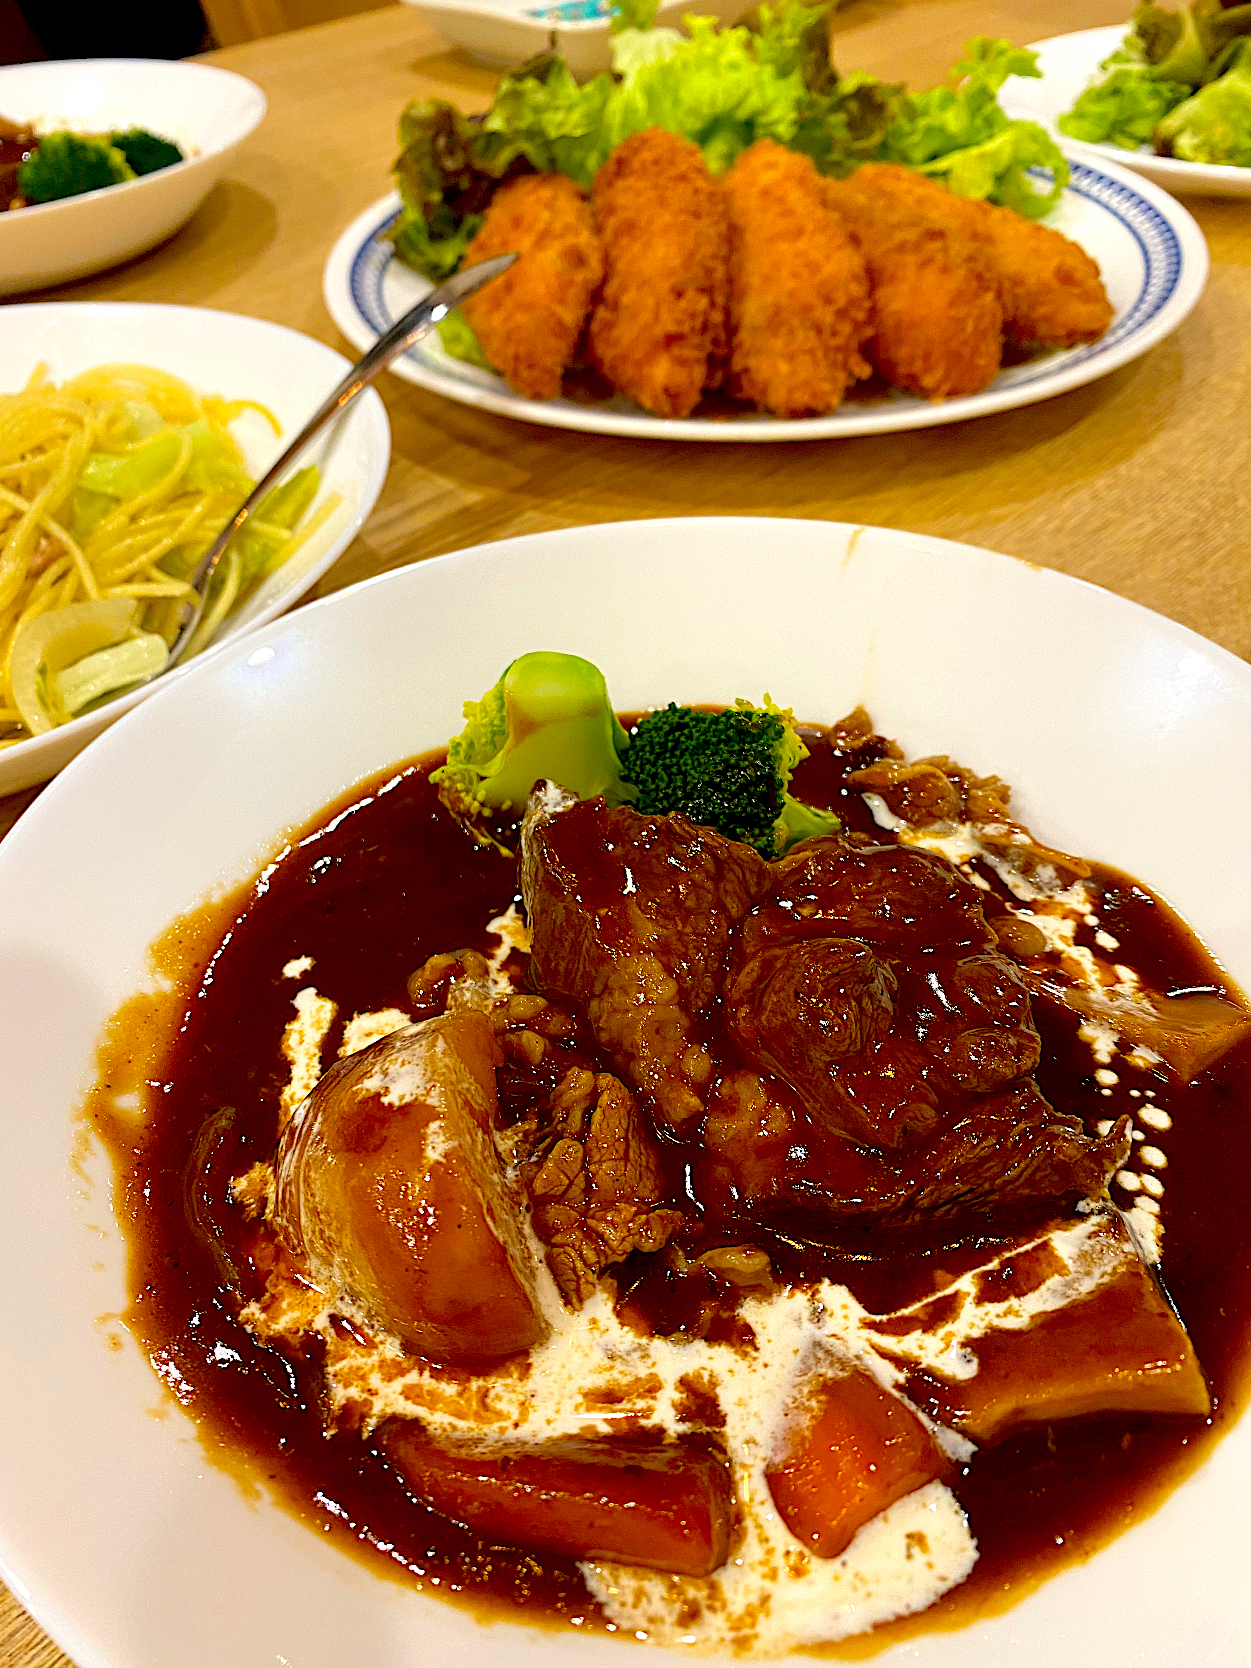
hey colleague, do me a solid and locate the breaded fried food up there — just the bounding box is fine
[721,140,872,418]
[460,173,602,402]
[588,129,730,419]
[959,195,1113,352]
[825,165,1004,401]
[834,163,1112,353]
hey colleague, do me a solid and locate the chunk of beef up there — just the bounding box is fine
[726,839,1043,1149]
[517,1067,684,1305]
[704,1070,1128,1233]
[521,786,766,1126]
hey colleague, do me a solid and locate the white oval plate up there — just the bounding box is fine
[0,518,1248,1668]
[1000,27,1251,200]
[0,58,268,294]
[323,155,1208,442]
[0,302,390,795]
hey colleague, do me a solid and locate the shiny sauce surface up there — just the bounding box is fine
[93,737,1251,1645]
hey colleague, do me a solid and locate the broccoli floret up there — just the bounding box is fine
[622,699,840,856]
[17,131,134,204]
[110,128,184,176]
[432,651,635,839]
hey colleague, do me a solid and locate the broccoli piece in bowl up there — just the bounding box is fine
[110,128,184,176]
[433,651,636,841]
[433,655,840,858]
[17,132,135,203]
[622,700,840,857]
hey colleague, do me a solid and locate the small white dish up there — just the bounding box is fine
[0,58,267,294]
[323,153,1208,442]
[1000,27,1251,200]
[0,301,390,795]
[0,518,1247,1668]
[405,0,752,79]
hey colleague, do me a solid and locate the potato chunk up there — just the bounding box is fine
[918,1242,1209,1442]
[766,1368,950,1558]
[381,1422,734,1576]
[273,1012,546,1367]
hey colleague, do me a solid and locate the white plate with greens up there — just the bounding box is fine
[1000,27,1251,199]
[0,303,389,795]
[323,154,1208,443]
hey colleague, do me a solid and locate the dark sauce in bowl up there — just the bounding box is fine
[88,734,1251,1648]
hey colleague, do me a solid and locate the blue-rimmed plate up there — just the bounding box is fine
[322,154,1208,443]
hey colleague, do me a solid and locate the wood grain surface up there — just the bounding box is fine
[0,1,1248,1658]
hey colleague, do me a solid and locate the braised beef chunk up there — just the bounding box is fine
[523,793,1125,1233]
[727,840,1042,1148]
[521,786,766,1126]
[705,1074,1128,1234]
[513,1066,684,1304]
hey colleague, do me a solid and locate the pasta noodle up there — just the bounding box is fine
[0,362,335,747]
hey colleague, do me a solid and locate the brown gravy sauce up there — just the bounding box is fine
[87,735,1251,1649]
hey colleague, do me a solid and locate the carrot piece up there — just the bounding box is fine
[766,1369,949,1558]
[380,1423,733,1576]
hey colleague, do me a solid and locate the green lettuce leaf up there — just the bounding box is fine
[879,38,1068,216]
[475,55,615,186]
[1059,62,1190,148]
[610,0,660,33]
[1155,34,1251,162]
[437,309,493,370]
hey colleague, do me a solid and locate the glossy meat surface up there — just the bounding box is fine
[727,839,1042,1148]
[521,788,765,1126]
[515,1066,685,1304]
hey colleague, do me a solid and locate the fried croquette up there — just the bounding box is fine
[960,196,1114,351]
[825,167,1004,401]
[460,173,602,402]
[720,140,873,418]
[588,129,730,419]
[833,163,1113,353]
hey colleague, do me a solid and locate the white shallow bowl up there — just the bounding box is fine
[0,301,390,794]
[0,58,267,294]
[1001,27,1251,200]
[406,0,751,78]
[324,154,1208,441]
[0,518,1247,1668]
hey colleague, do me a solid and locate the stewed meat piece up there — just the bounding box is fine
[520,786,766,1126]
[726,839,1043,1149]
[513,1067,685,1305]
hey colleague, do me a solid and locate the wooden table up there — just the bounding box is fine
[0,0,1247,1657]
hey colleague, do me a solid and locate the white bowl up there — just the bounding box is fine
[406,0,753,79]
[0,301,390,794]
[0,58,267,294]
[0,519,1247,1668]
